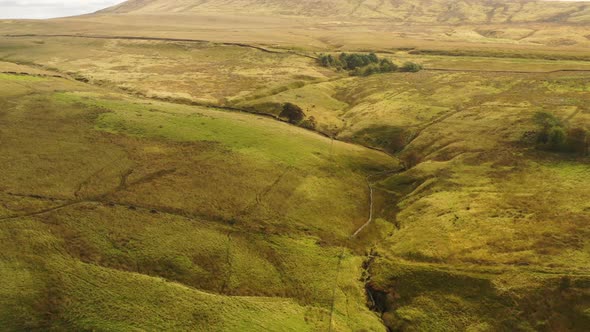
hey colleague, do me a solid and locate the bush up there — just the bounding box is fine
[318,54,340,68]
[379,58,398,73]
[279,103,305,124]
[531,112,588,155]
[300,116,317,130]
[400,62,423,73]
[548,126,566,148]
[352,64,381,77]
[534,111,561,128]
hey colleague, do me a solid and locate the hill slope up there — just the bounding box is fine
[0,62,394,331]
[99,0,590,24]
[2,0,589,53]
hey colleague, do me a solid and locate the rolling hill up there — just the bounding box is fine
[99,0,590,24]
[1,0,588,54]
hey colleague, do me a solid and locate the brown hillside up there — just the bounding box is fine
[99,0,590,24]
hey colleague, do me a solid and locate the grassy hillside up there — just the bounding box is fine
[2,36,590,329]
[2,36,589,144]
[0,65,394,331]
[0,37,336,105]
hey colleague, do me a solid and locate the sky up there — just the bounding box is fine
[0,0,126,19]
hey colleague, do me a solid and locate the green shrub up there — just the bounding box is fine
[379,58,398,73]
[531,112,588,154]
[534,111,562,128]
[400,62,423,73]
[352,64,381,77]
[318,54,340,68]
[300,116,317,130]
[549,126,566,148]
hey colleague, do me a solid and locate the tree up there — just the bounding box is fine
[345,53,365,70]
[318,54,334,67]
[338,53,350,69]
[279,103,305,124]
[533,112,564,148]
[338,53,378,70]
[318,54,343,68]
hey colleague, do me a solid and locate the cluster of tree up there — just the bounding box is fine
[352,59,399,77]
[279,103,317,129]
[319,53,378,70]
[318,52,422,76]
[531,111,588,155]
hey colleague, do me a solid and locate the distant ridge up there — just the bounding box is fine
[98,0,590,24]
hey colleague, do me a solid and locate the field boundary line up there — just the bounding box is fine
[427,68,590,74]
[2,34,318,59]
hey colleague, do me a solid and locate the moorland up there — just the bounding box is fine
[0,0,590,331]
